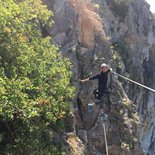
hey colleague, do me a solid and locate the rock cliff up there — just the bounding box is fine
[43,0,155,154]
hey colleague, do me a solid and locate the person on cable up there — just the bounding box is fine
[80,63,112,117]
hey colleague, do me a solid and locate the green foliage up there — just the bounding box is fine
[121,142,130,151]
[0,0,74,154]
[112,41,131,73]
[112,47,124,73]
[94,3,100,9]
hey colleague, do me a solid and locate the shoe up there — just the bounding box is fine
[99,112,108,118]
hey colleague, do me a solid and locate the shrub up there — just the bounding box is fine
[0,0,74,154]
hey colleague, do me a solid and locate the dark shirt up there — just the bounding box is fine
[89,70,110,93]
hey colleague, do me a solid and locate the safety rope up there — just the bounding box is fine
[103,122,109,155]
[112,71,155,93]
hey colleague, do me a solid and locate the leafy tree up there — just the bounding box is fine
[0,0,74,154]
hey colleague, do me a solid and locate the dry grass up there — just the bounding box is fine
[68,0,106,49]
[66,133,84,155]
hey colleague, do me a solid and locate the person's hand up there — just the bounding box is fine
[110,68,113,72]
[79,79,84,83]
[79,78,89,83]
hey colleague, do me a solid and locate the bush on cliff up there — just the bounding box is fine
[0,0,74,154]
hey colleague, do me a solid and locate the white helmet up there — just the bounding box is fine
[101,63,108,68]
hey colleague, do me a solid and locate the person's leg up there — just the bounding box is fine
[98,94,109,118]
[106,93,111,113]
[99,95,104,114]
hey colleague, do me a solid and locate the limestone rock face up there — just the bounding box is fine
[43,0,155,154]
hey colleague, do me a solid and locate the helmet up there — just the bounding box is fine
[101,63,108,68]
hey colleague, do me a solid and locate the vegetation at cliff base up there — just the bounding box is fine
[0,0,74,154]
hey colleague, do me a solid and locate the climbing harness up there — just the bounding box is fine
[112,71,155,93]
[103,122,109,155]
[93,89,101,100]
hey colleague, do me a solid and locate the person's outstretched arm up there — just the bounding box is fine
[79,78,90,83]
[80,74,99,83]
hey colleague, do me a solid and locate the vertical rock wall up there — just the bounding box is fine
[101,0,155,154]
[43,0,155,154]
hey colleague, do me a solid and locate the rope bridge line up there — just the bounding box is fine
[112,71,155,93]
[103,122,109,155]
